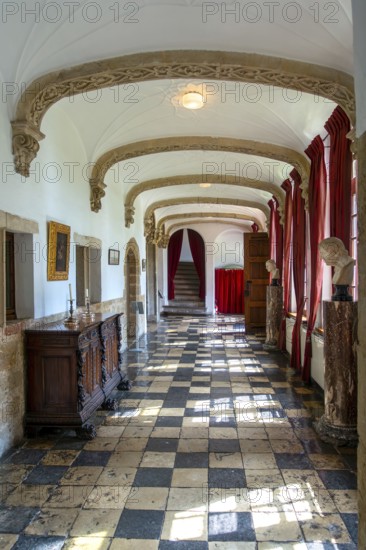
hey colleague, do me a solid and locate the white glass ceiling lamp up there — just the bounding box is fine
[182,91,204,110]
[199,183,212,188]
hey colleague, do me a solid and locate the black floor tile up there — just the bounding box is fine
[12,535,65,549]
[209,440,240,453]
[5,449,46,465]
[302,440,338,455]
[155,417,183,428]
[115,509,165,539]
[208,512,256,541]
[274,452,313,470]
[24,465,68,484]
[175,453,209,468]
[341,513,358,543]
[0,507,39,533]
[133,468,173,487]
[317,470,357,490]
[71,450,111,467]
[146,439,179,452]
[208,468,246,489]
[159,542,208,549]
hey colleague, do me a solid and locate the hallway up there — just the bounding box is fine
[0,315,358,549]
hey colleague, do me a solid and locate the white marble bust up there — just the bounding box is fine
[265,259,280,280]
[319,237,356,286]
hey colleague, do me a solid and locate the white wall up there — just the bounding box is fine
[180,229,193,261]
[214,229,244,268]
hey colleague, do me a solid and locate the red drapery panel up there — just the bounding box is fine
[278,179,293,351]
[187,229,206,300]
[167,229,183,300]
[251,222,259,233]
[324,106,352,249]
[268,197,284,282]
[215,269,244,314]
[302,136,327,382]
[290,169,306,373]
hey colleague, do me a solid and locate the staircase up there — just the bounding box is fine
[162,262,207,316]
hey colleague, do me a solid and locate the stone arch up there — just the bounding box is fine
[157,212,265,236]
[125,174,285,227]
[11,50,354,177]
[124,238,141,340]
[89,137,310,211]
[164,220,252,247]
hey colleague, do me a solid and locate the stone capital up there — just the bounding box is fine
[11,121,45,177]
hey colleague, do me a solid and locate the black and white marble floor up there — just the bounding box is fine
[0,315,358,549]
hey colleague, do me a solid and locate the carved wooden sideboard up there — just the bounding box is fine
[25,312,129,438]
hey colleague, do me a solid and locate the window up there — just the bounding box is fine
[350,174,358,300]
[5,232,16,321]
[75,244,101,306]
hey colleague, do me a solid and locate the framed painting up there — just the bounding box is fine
[47,221,71,281]
[108,248,120,265]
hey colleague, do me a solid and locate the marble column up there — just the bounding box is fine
[264,286,283,350]
[315,301,358,446]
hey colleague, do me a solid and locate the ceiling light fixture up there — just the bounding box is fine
[182,91,204,110]
[199,183,212,188]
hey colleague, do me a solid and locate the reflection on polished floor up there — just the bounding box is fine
[0,315,358,549]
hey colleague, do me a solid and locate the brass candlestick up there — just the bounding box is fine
[64,299,79,328]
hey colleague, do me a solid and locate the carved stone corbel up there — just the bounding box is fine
[144,214,156,243]
[299,178,310,210]
[125,205,135,228]
[160,234,170,249]
[347,128,357,159]
[11,121,45,177]
[90,182,106,213]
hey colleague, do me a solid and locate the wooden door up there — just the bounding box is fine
[244,232,269,330]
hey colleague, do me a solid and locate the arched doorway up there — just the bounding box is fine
[124,239,140,341]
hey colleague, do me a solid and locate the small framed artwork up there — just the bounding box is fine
[108,248,120,265]
[47,221,71,281]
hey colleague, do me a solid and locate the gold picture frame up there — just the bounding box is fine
[47,221,71,281]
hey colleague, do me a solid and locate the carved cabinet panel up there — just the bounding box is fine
[25,313,124,434]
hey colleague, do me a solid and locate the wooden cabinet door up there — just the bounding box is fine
[244,232,269,330]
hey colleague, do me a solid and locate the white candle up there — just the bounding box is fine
[85,288,89,299]
[68,284,73,301]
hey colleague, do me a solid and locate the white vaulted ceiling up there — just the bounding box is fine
[1,0,354,235]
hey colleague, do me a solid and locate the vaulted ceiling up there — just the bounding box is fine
[1,0,354,238]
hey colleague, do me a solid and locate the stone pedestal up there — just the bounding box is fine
[264,286,283,351]
[315,301,358,446]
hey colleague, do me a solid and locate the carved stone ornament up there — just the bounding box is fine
[12,51,354,181]
[11,121,45,177]
[144,214,156,243]
[160,234,170,249]
[90,136,310,212]
[90,182,106,213]
[124,205,135,228]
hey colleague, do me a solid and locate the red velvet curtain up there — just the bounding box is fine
[290,169,306,373]
[268,197,284,283]
[302,136,327,382]
[187,229,206,300]
[324,106,353,248]
[215,269,244,314]
[167,229,183,300]
[278,179,293,351]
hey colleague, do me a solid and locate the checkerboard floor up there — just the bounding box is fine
[0,315,358,549]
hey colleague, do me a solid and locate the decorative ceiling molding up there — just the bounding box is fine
[158,218,253,248]
[159,211,264,233]
[90,136,310,212]
[125,174,285,228]
[145,196,270,222]
[12,50,354,178]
